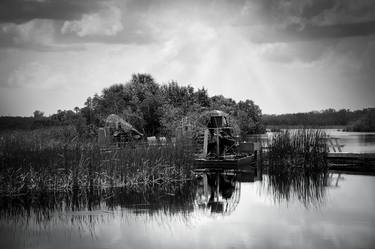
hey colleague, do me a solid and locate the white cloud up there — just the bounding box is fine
[1,19,56,47]
[61,5,123,37]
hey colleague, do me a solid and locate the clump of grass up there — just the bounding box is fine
[261,129,330,208]
[267,129,328,170]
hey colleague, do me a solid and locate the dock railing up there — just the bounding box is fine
[326,137,344,153]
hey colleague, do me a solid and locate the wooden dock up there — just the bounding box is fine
[328,152,375,173]
[328,152,375,160]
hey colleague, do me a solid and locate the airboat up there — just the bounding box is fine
[178,110,260,171]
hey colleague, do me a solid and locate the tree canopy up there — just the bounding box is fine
[80,73,264,136]
[0,73,264,136]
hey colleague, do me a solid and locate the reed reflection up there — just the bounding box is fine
[0,171,254,230]
[0,182,197,228]
[262,168,331,208]
[0,168,343,231]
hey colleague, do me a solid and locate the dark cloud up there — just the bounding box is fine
[0,0,106,24]
[246,21,375,46]
[301,0,336,19]
[239,0,375,44]
[286,21,375,41]
[259,40,336,63]
[1,0,375,50]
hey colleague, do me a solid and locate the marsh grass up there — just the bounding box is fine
[0,127,194,195]
[267,129,328,170]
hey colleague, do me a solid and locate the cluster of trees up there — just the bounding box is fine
[263,108,375,131]
[0,74,265,136]
[82,74,264,136]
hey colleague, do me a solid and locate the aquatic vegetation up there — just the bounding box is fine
[267,129,328,170]
[0,128,194,195]
[262,129,330,207]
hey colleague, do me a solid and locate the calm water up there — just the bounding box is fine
[1,172,374,249]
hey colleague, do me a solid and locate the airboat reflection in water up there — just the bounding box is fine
[194,172,242,216]
[193,169,335,215]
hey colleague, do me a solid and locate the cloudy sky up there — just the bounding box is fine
[0,0,374,116]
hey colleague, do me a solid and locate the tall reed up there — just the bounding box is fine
[0,127,194,195]
[267,129,328,170]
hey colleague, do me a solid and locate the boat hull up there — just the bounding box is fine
[194,154,256,171]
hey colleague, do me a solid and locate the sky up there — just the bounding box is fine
[0,0,374,116]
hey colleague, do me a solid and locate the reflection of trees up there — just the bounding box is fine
[264,169,330,208]
[194,172,241,216]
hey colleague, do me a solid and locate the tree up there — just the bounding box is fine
[236,100,264,135]
[210,95,237,115]
[194,87,210,107]
[33,110,44,119]
[159,104,183,136]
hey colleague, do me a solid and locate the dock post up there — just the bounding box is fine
[203,129,209,158]
[216,128,220,157]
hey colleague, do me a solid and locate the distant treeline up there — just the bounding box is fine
[0,74,264,136]
[263,108,375,131]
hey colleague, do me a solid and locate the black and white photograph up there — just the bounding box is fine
[0,0,375,248]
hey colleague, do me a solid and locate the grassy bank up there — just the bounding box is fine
[0,127,194,195]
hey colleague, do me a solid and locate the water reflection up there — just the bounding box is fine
[0,172,251,225]
[1,169,337,225]
[263,171,329,208]
[1,171,375,249]
[0,183,197,228]
[195,172,240,215]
